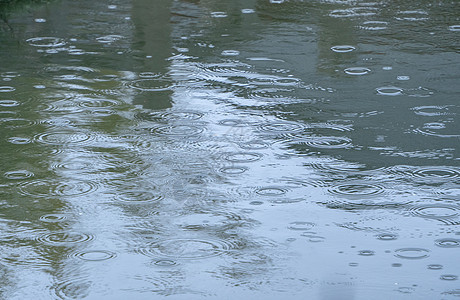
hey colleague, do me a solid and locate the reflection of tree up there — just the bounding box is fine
[131,0,173,110]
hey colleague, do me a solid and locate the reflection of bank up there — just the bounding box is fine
[131,0,173,110]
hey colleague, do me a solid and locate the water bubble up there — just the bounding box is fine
[427,264,443,270]
[224,152,262,163]
[397,75,410,81]
[331,45,356,53]
[0,86,15,92]
[26,37,66,48]
[19,180,98,197]
[435,238,460,248]
[37,232,94,246]
[394,248,430,259]
[138,238,236,259]
[211,11,227,18]
[129,78,172,91]
[221,50,240,56]
[108,5,117,9]
[72,250,116,261]
[440,275,458,281]
[344,67,371,75]
[287,221,315,231]
[34,18,46,23]
[4,170,34,180]
[449,25,460,32]
[376,86,403,96]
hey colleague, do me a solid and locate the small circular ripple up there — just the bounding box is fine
[137,110,204,122]
[26,37,66,47]
[153,259,177,266]
[7,136,32,144]
[358,250,375,256]
[239,140,270,150]
[211,11,227,18]
[344,67,371,75]
[224,152,262,163]
[114,190,163,204]
[287,221,315,231]
[428,264,443,270]
[218,166,248,175]
[435,238,460,248]
[71,250,117,261]
[302,136,353,149]
[411,105,454,116]
[221,50,240,56]
[78,98,122,108]
[376,233,398,241]
[395,248,430,259]
[129,78,173,91]
[255,186,288,196]
[408,204,460,220]
[358,21,388,30]
[34,131,95,145]
[258,121,304,134]
[0,86,16,92]
[0,118,35,128]
[138,238,235,259]
[331,45,356,53]
[395,10,428,21]
[39,214,69,223]
[96,35,124,43]
[4,170,34,180]
[19,180,98,197]
[413,166,460,179]
[51,277,92,300]
[376,86,403,96]
[150,124,204,137]
[440,275,458,281]
[37,232,94,246]
[328,183,385,196]
[329,7,378,18]
[218,119,249,127]
[0,100,20,107]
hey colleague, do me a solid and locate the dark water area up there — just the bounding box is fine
[0,0,459,298]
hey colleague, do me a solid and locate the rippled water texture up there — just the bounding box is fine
[0,0,459,299]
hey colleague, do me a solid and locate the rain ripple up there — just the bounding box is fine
[37,232,94,246]
[394,248,430,259]
[71,250,117,261]
[138,238,238,260]
[19,179,98,197]
[26,37,66,48]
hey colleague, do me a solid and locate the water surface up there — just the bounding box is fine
[0,0,459,299]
